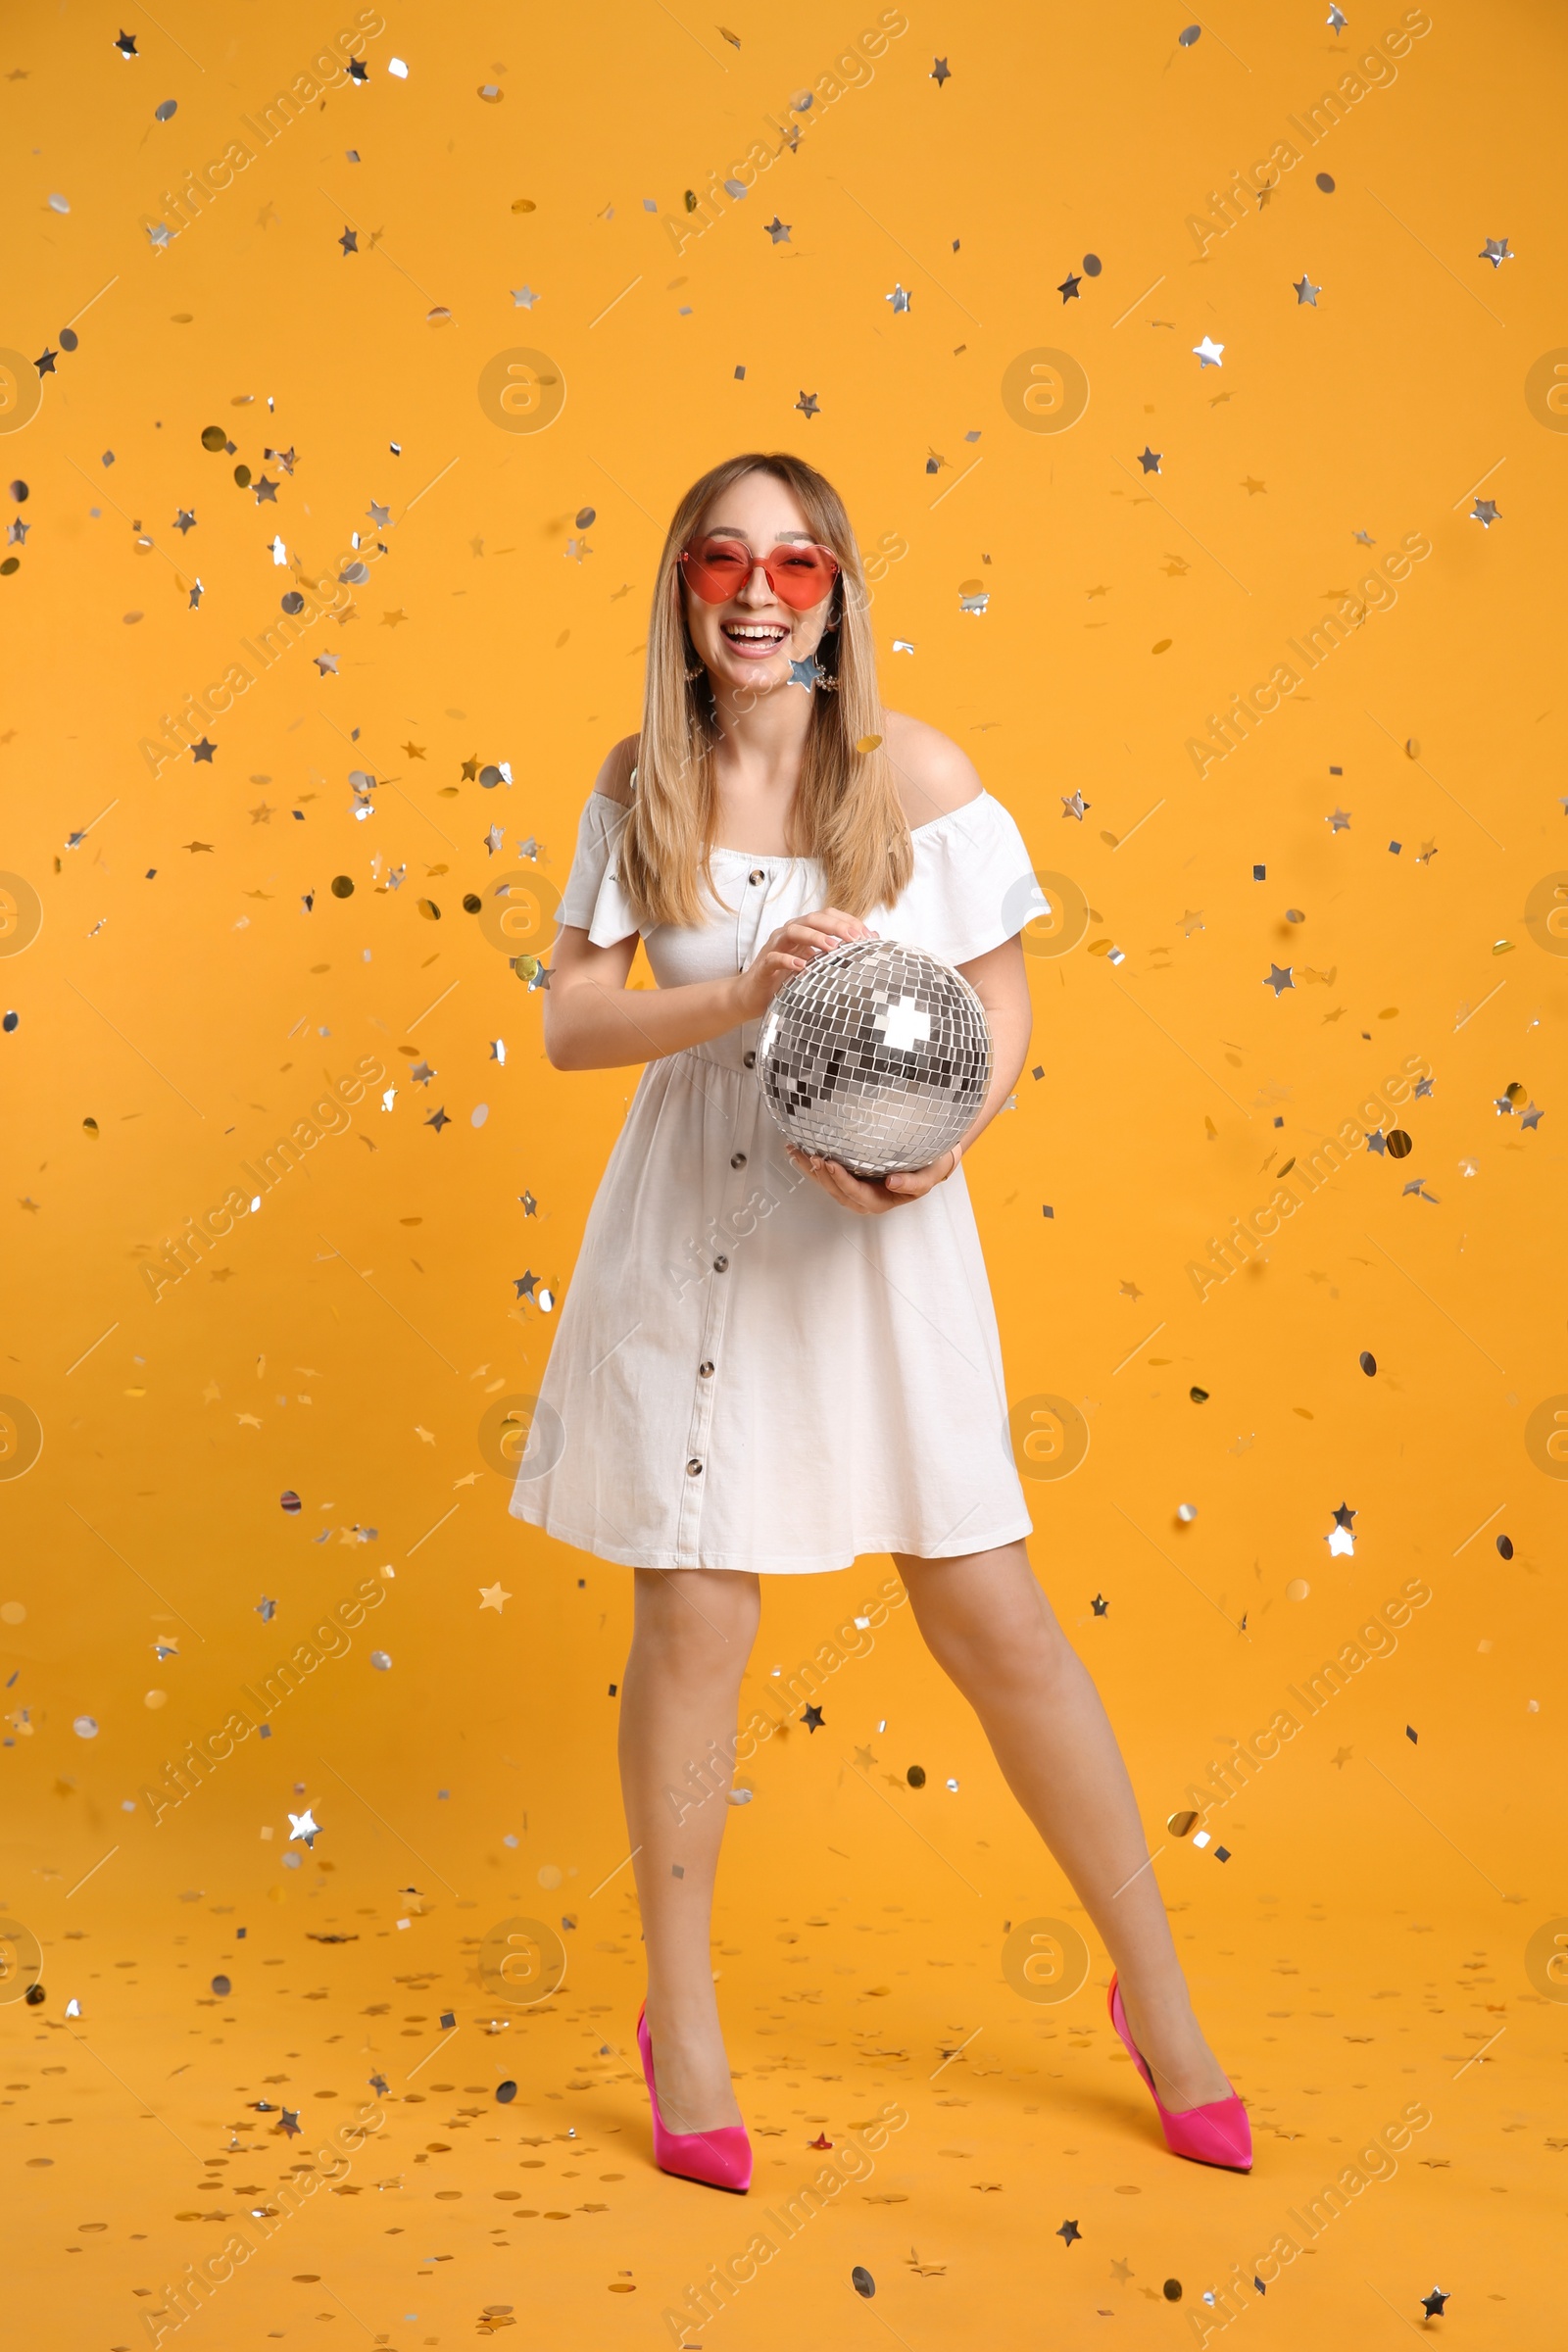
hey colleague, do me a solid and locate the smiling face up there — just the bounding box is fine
[678,468,840,696]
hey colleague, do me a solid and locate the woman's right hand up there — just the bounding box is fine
[729,907,877,1025]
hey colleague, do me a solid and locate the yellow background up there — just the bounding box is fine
[3,0,1564,2343]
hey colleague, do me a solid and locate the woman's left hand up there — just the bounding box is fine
[784,1143,963,1216]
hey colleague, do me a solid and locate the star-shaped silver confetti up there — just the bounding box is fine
[188,578,203,608]
[1471,499,1500,526]
[409,1060,434,1084]
[426,1105,451,1133]
[795,390,819,419]
[288,1808,319,1845]
[1138,446,1161,472]
[145,220,172,248]
[931,56,951,85]
[511,284,539,308]
[1402,1176,1437,1200]
[1058,272,1081,302]
[1412,1075,1434,1098]
[1353,529,1374,544]
[1478,236,1513,269]
[115,28,138,56]
[1060,791,1088,820]
[788,653,826,690]
[315,653,338,675]
[1327,807,1351,831]
[1294,274,1320,305]
[1193,334,1225,367]
[958,591,989,614]
[1520,1102,1544,1129]
[886,283,911,312]
[1366,1128,1388,1154]
[484,824,505,856]
[368,500,391,527]
[339,226,358,255]
[1327,3,1348,29]
[1264,963,1295,995]
[172,509,195,533]
[190,737,217,762]
[765,217,791,244]
[253,475,279,503]
[514,1270,540,1300]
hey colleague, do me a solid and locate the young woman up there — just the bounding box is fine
[512,453,1250,2186]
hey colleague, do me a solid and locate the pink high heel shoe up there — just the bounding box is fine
[1106,1974,1252,2172]
[636,2004,753,2192]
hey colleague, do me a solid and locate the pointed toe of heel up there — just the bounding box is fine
[1106,1974,1252,2174]
[636,2005,753,2193]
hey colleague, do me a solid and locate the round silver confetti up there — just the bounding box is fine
[757,938,991,1178]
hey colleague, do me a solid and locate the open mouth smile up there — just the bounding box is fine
[719,620,791,657]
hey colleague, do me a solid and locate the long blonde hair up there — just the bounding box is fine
[618,452,913,929]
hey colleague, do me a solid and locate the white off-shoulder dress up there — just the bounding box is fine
[509,785,1037,1575]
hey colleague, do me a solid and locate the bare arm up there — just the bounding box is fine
[543,907,879,1072]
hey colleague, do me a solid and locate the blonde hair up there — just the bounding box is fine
[618,452,913,930]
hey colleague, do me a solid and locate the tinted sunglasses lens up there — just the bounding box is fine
[681,540,751,602]
[768,547,837,609]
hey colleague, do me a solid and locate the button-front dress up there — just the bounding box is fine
[509,783,1037,1574]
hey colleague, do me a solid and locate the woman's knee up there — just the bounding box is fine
[632,1569,760,1666]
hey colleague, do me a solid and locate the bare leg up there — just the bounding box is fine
[617,1566,760,2133]
[896,1541,1232,2111]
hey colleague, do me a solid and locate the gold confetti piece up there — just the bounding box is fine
[855,733,883,754]
[1152,638,1172,653]
[1493,938,1515,955]
[512,198,536,213]
[82,1117,99,1138]
[718,24,741,44]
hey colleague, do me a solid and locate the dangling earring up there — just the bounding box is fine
[684,660,705,682]
[814,604,843,690]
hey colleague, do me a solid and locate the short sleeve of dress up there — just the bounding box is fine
[558,791,641,947]
[890,790,1040,967]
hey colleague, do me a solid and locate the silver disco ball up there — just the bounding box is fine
[756,938,993,1178]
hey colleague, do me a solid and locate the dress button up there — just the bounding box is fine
[713,1255,729,1272]
[730,1152,747,1169]
[749,868,765,885]
[686,1457,704,1477]
[743,1050,756,1069]
[699,1360,714,1378]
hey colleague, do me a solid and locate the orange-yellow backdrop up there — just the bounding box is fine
[3,1,1565,2345]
